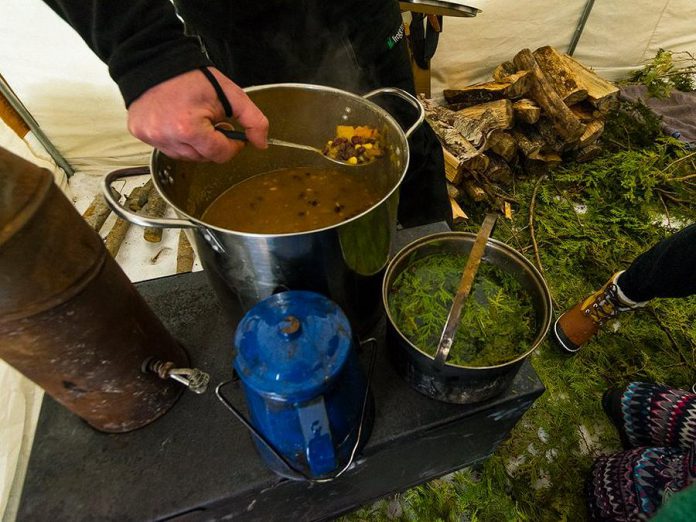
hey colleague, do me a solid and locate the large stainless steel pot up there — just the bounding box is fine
[383,232,552,404]
[103,84,423,333]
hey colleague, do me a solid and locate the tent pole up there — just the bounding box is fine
[568,0,596,56]
[0,73,75,178]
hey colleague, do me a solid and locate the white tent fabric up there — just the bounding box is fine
[431,0,696,96]
[1,0,696,519]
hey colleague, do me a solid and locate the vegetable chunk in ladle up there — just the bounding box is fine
[216,125,384,167]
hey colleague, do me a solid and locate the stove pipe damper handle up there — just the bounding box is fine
[0,147,209,433]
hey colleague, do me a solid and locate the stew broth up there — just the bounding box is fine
[201,166,381,234]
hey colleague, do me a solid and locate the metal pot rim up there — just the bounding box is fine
[382,231,553,370]
[150,83,411,238]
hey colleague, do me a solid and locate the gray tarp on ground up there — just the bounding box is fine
[621,85,696,144]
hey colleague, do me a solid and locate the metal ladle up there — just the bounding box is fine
[215,126,374,167]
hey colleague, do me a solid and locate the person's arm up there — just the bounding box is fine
[42,0,268,162]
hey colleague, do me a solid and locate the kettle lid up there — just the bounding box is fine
[234,291,353,399]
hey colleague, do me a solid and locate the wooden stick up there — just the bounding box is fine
[529,175,545,274]
[176,231,195,273]
[143,189,168,243]
[82,193,113,232]
[104,183,150,257]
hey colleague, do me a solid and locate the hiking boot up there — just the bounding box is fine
[552,271,645,354]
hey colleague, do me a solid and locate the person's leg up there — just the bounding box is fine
[602,382,696,450]
[587,444,693,520]
[617,223,696,302]
[553,224,696,353]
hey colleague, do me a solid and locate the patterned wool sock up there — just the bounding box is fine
[603,382,696,450]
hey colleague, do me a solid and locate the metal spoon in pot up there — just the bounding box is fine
[215,126,375,167]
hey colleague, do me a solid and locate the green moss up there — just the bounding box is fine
[388,253,536,366]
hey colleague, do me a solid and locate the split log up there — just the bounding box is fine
[532,46,588,105]
[104,184,148,257]
[512,98,541,124]
[176,231,195,273]
[462,179,487,202]
[423,96,508,147]
[512,48,585,143]
[512,127,544,158]
[443,71,531,107]
[483,153,513,185]
[485,130,517,163]
[528,151,562,167]
[492,61,517,82]
[443,148,464,185]
[454,99,514,130]
[569,102,601,122]
[575,143,603,163]
[446,182,463,201]
[578,119,605,148]
[426,112,489,178]
[449,197,468,223]
[82,193,113,232]
[561,55,619,113]
[127,179,153,211]
[536,118,567,153]
[143,189,168,243]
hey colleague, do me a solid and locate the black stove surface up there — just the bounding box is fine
[17,223,545,521]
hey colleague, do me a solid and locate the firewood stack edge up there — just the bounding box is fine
[423,46,620,219]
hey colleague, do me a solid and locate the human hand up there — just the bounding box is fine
[127,68,268,163]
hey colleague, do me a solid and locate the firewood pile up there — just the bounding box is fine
[423,46,620,218]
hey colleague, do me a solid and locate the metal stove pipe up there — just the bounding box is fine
[0,147,188,432]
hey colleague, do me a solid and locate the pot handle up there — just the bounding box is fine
[102,167,196,229]
[362,87,425,139]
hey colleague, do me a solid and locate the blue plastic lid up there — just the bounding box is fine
[233,291,353,401]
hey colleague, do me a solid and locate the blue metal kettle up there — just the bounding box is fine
[218,291,373,480]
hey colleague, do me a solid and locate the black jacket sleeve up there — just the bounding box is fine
[42,0,212,106]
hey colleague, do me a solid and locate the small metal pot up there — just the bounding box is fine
[383,232,552,404]
[103,84,423,334]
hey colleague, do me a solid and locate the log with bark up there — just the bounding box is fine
[443,70,531,107]
[82,193,113,232]
[561,54,619,113]
[483,153,513,185]
[423,96,509,148]
[578,119,605,148]
[143,189,168,243]
[512,48,585,143]
[176,231,195,273]
[425,108,489,180]
[104,183,151,257]
[532,46,589,105]
[512,127,544,158]
[512,98,541,124]
[485,130,517,163]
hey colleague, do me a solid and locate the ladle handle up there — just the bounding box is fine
[102,167,196,229]
[215,127,248,142]
[362,87,425,139]
[434,213,498,367]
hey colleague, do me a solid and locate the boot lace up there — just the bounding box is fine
[582,284,622,325]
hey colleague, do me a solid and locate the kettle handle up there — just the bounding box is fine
[215,337,378,483]
[362,87,425,139]
[297,396,337,477]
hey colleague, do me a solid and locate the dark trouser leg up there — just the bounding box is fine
[617,224,696,302]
